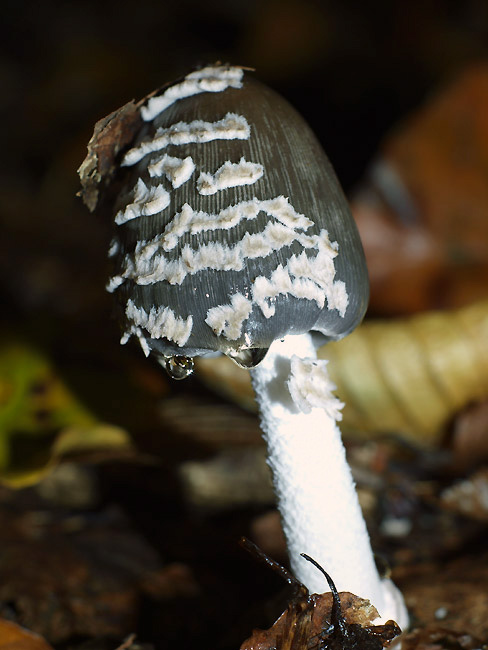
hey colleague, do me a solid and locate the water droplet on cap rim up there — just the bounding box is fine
[226,347,269,369]
[164,355,194,380]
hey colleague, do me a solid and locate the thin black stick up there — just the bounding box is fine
[240,537,307,593]
[300,553,348,638]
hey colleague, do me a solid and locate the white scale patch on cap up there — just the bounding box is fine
[120,325,151,357]
[205,293,253,340]
[197,157,264,195]
[148,154,196,188]
[110,65,350,349]
[123,299,193,347]
[141,65,244,122]
[198,228,347,342]
[157,196,312,252]
[251,232,348,318]
[108,238,120,258]
[122,113,250,166]
[115,178,170,225]
[106,275,125,293]
[113,218,330,287]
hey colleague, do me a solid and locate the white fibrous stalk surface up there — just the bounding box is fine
[250,333,408,628]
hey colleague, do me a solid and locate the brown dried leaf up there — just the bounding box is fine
[179,448,274,510]
[77,100,142,212]
[139,563,200,599]
[240,541,401,650]
[114,634,137,650]
[241,591,400,650]
[0,619,53,650]
[77,70,198,212]
[352,64,488,315]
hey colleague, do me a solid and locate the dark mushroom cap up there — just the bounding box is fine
[108,65,369,369]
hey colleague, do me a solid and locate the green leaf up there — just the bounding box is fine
[0,342,132,486]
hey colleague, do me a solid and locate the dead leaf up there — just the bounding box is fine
[52,424,131,457]
[241,591,400,650]
[240,540,401,650]
[352,64,488,315]
[77,74,184,212]
[77,101,142,212]
[0,619,53,650]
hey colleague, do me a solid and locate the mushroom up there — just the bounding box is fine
[107,64,408,627]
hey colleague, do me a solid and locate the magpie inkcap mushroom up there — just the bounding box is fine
[100,65,408,626]
[107,64,369,378]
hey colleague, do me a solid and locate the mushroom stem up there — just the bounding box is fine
[250,332,408,627]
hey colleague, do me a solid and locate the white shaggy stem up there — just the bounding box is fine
[250,332,408,627]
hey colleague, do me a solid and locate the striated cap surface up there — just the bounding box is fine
[107,65,369,371]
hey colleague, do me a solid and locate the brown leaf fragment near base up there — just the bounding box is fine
[77,101,143,212]
[240,540,401,650]
[241,591,400,650]
[402,626,488,650]
[0,619,53,650]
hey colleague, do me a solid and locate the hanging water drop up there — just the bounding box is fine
[226,347,269,369]
[164,355,194,380]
